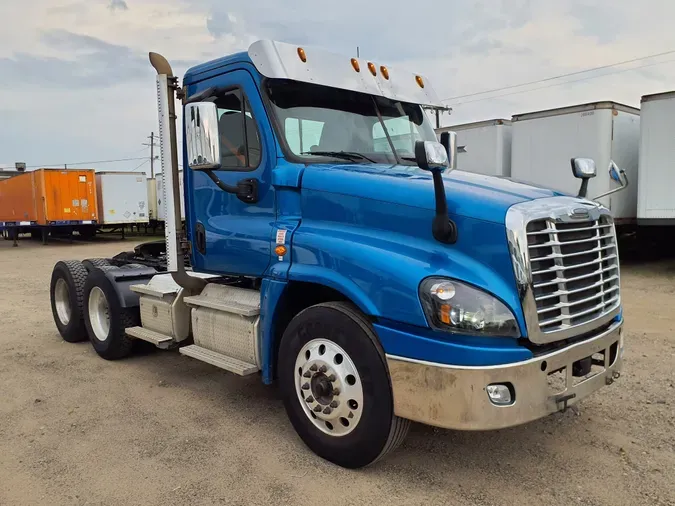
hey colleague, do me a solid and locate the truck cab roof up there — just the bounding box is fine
[183,51,251,85]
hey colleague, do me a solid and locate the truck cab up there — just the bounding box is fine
[49,40,624,469]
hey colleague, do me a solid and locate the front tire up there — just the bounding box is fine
[278,302,410,468]
[83,268,139,360]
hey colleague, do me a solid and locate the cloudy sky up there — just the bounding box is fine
[1,0,675,172]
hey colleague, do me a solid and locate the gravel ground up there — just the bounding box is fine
[0,236,673,506]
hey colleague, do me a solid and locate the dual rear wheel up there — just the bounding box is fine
[50,260,138,360]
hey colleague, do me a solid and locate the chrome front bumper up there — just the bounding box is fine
[386,320,623,431]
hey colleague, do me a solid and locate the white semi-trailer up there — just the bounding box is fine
[637,91,675,225]
[511,101,640,225]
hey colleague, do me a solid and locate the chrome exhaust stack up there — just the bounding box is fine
[149,52,206,292]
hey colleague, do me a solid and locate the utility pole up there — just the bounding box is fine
[143,132,159,177]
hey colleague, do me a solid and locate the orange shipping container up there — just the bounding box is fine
[0,169,99,225]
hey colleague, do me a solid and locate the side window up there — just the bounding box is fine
[284,118,324,155]
[214,89,262,170]
[373,117,421,156]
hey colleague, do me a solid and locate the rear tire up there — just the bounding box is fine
[50,261,89,343]
[83,268,139,360]
[82,258,111,272]
[278,302,409,468]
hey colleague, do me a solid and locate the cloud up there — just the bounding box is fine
[0,30,148,89]
[108,0,129,11]
[2,0,675,172]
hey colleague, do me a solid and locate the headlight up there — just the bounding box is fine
[419,278,519,338]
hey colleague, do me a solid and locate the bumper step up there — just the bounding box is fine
[179,345,258,376]
[126,326,174,349]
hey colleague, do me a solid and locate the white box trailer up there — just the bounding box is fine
[637,91,675,224]
[156,171,185,221]
[146,177,158,222]
[95,172,149,225]
[511,101,640,221]
[437,119,512,177]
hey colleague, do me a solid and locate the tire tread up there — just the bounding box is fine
[51,260,89,342]
[281,301,409,467]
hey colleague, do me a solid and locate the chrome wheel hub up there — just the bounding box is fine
[88,286,110,342]
[294,339,364,436]
[54,278,71,326]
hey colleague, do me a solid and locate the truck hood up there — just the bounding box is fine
[300,164,562,224]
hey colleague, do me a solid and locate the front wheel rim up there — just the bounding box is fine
[54,278,71,326]
[294,339,364,437]
[88,286,110,342]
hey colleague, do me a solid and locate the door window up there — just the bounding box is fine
[214,89,262,170]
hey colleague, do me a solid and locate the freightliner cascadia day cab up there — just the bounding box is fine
[49,40,624,468]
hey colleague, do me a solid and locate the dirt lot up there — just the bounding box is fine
[0,236,673,506]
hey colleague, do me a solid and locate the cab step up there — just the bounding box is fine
[183,284,260,317]
[178,345,258,376]
[125,326,174,349]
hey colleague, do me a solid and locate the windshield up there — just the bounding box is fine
[265,79,438,165]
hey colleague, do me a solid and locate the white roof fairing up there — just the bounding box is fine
[248,40,444,108]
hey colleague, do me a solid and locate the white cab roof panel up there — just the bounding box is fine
[248,40,443,107]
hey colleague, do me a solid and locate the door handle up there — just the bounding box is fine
[195,222,206,254]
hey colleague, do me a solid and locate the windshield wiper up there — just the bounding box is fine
[301,151,377,163]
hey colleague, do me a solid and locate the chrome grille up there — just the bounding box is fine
[526,215,620,333]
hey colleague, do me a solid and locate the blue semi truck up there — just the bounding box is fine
[49,40,624,468]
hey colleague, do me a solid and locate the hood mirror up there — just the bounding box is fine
[570,157,596,198]
[415,139,457,245]
[571,157,597,179]
[415,140,449,172]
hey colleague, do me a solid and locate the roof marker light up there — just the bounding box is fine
[415,75,425,88]
[297,47,307,62]
[367,62,377,76]
[380,66,389,80]
[351,58,360,72]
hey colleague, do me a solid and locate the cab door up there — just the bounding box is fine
[185,68,276,277]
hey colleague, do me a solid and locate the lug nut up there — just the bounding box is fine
[303,371,312,378]
[319,365,327,373]
[329,400,339,408]
[323,407,332,415]
[327,374,336,382]
[301,383,310,390]
[305,395,314,403]
[313,405,322,412]
[332,388,340,396]
[309,364,318,372]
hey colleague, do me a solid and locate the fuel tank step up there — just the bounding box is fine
[178,345,259,376]
[125,326,174,349]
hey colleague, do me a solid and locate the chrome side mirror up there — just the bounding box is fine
[570,157,596,198]
[415,140,449,172]
[571,158,597,179]
[439,131,457,170]
[185,102,221,170]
